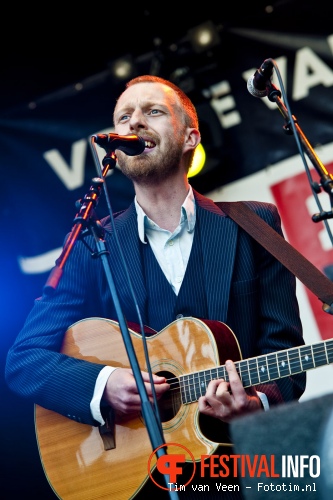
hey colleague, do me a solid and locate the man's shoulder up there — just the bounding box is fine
[193,190,280,223]
[237,199,278,215]
[193,189,277,212]
[214,199,281,227]
[100,203,135,233]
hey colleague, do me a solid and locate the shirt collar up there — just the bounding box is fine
[135,185,196,243]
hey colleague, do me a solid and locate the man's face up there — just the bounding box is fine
[112,82,187,184]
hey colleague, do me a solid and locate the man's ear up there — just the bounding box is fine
[184,128,201,152]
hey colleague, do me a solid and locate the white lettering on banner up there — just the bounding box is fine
[327,34,333,55]
[206,80,241,128]
[43,129,117,189]
[18,247,63,274]
[293,46,333,100]
[43,139,87,190]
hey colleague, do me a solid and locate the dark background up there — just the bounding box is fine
[1,1,330,114]
[2,2,333,498]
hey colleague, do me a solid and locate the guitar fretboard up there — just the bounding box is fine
[180,339,333,404]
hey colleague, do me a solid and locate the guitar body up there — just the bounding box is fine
[35,317,241,500]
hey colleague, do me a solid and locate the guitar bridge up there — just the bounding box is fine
[99,407,116,450]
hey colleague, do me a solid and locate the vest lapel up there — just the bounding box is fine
[104,204,148,324]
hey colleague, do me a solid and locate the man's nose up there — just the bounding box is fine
[129,109,147,129]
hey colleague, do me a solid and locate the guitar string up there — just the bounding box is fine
[163,344,333,400]
[154,346,333,413]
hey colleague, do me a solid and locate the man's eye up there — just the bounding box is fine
[150,109,160,115]
[119,114,130,121]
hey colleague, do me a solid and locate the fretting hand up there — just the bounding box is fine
[198,360,262,422]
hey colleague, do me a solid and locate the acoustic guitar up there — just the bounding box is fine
[35,316,333,499]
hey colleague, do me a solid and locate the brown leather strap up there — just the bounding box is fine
[216,201,333,313]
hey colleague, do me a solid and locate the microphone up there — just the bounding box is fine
[247,59,274,98]
[92,133,146,156]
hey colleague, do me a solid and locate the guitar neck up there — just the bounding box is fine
[180,338,333,404]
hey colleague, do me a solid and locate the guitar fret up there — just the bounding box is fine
[180,375,189,404]
[190,373,197,402]
[238,360,250,387]
[204,370,208,388]
[210,367,219,384]
[193,372,198,399]
[266,352,278,380]
[324,344,329,363]
[276,350,290,377]
[248,359,260,385]
[275,352,281,378]
[299,345,315,371]
[192,373,196,400]
[216,366,227,382]
[257,355,270,383]
[288,347,302,374]
[198,371,206,397]
[313,342,329,368]
[327,340,333,363]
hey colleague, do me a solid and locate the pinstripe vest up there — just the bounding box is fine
[142,220,208,331]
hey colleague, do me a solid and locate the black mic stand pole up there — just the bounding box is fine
[265,82,333,225]
[46,153,179,499]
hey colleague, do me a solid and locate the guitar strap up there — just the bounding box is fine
[216,201,333,314]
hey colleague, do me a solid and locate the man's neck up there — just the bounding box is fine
[135,180,190,232]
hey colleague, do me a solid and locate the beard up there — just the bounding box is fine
[116,137,184,186]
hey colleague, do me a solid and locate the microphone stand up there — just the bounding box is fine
[45,147,180,499]
[265,81,333,227]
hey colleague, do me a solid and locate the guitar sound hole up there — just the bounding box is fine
[156,370,181,422]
